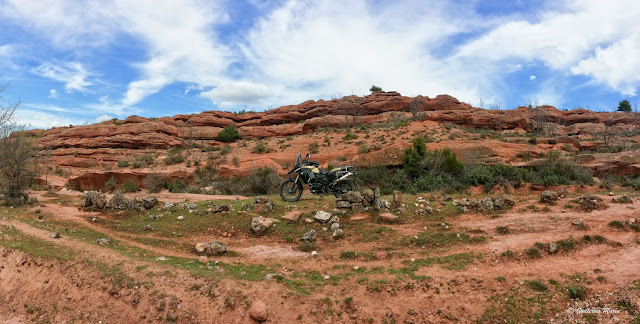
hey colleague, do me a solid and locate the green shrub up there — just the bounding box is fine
[251,141,272,154]
[369,85,382,92]
[120,179,140,193]
[357,144,369,155]
[568,286,587,300]
[340,251,357,259]
[528,137,538,145]
[496,226,510,235]
[165,154,185,165]
[104,176,118,192]
[608,220,625,228]
[166,179,187,193]
[218,125,240,142]
[132,154,154,168]
[299,241,316,252]
[342,132,358,140]
[525,280,548,292]
[525,247,542,259]
[117,160,130,168]
[220,144,232,156]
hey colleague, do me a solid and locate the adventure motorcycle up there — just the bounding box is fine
[279,153,356,202]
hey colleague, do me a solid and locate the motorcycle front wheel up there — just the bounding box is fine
[279,178,304,202]
[333,179,356,198]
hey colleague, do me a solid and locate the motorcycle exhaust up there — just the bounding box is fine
[333,172,353,185]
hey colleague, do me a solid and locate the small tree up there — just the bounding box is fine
[0,126,37,205]
[369,85,382,92]
[617,100,632,113]
[217,124,240,142]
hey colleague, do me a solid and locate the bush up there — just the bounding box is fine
[143,173,166,193]
[357,144,369,155]
[165,153,185,165]
[251,141,272,154]
[309,142,319,154]
[342,132,358,140]
[120,179,140,193]
[244,167,280,195]
[166,179,187,193]
[132,154,154,168]
[220,144,232,156]
[525,247,542,259]
[117,160,130,168]
[218,125,240,142]
[104,176,118,192]
[369,85,382,92]
[525,280,548,292]
[568,286,587,299]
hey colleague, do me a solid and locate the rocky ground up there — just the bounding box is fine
[1,185,639,323]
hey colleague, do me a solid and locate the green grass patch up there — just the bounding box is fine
[0,225,74,262]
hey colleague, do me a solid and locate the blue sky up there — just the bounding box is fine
[1,0,639,129]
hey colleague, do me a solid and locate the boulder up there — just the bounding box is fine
[362,189,374,204]
[282,210,303,222]
[205,241,227,255]
[330,223,340,231]
[342,191,363,203]
[251,216,279,235]
[336,200,351,208]
[314,211,332,222]
[81,191,107,209]
[51,231,60,239]
[300,229,316,242]
[332,228,344,239]
[379,212,399,223]
[548,242,558,254]
[351,203,364,212]
[392,190,402,209]
[480,197,494,211]
[612,195,633,204]
[95,238,111,245]
[249,300,268,322]
[195,242,207,253]
[141,197,158,209]
[540,191,559,204]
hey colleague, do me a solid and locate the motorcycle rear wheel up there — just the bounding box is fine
[333,180,356,198]
[280,178,304,202]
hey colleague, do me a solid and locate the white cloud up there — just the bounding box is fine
[529,75,537,80]
[31,62,93,93]
[240,0,484,106]
[95,114,113,122]
[571,34,640,96]
[48,89,57,98]
[14,109,85,129]
[200,81,272,106]
[455,0,640,96]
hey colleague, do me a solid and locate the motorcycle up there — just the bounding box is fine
[279,153,356,202]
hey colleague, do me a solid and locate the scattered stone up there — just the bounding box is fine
[392,190,402,209]
[262,200,273,213]
[314,211,332,222]
[177,215,184,220]
[91,217,97,222]
[198,256,208,263]
[304,218,313,223]
[571,219,584,226]
[381,200,391,209]
[608,192,614,196]
[282,210,304,222]
[379,212,399,223]
[332,228,344,239]
[330,223,340,231]
[210,204,229,213]
[148,214,158,220]
[163,202,175,209]
[51,231,60,239]
[612,195,633,204]
[322,274,331,280]
[255,196,269,204]
[248,300,268,322]
[540,191,559,204]
[141,197,158,209]
[155,256,169,261]
[95,238,111,245]
[574,194,603,211]
[329,215,340,223]
[251,216,279,235]
[362,189,374,203]
[628,218,636,225]
[548,242,558,254]
[300,229,317,242]
[195,242,207,253]
[311,251,318,257]
[144,224,154,231]
[264,273,277,281]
